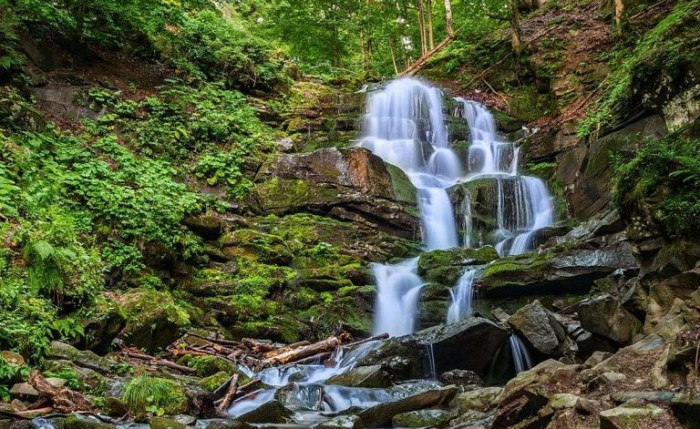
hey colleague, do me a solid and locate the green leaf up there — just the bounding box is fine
[33,240,55,260]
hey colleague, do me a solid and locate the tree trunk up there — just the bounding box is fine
[614,0,625,33]
[416,0,427,54]
[389,40,400,75]
[507,0,524,59]
[444,0,454,38]
[426,0,435,49]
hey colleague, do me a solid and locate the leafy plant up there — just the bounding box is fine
[122,376,188,416]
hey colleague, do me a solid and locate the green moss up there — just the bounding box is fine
[122,376,188,416]
[385,163,417,207]
[177,355,235,377]
[197,371,231,391]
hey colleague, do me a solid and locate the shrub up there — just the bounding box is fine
[122,376,188,416]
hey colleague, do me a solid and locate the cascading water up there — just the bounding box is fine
[509,334,533,374]
[446,268,477,324]
[455,98,554,257]
[372,257,423,336]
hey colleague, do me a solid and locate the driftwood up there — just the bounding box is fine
[263,336,342,366]
[0,407,55,419]
[28,371,91,413]
[286,352,333,366]
[124,351,196,374]
[217,374,239,411]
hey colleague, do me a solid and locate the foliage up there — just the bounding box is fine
[614,131,700,237]
[122,375,188,416]
[0,355,30,401]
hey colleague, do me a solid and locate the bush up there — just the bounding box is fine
[122,376,188,416]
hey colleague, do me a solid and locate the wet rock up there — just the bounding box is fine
[119,288,190,353]
[578,294,643,344]
[417,247,499,285]
[477,242,637,297]
[253,147,419,239]
[101,397,129,417]
[326,365,390,388]
[183,214,224,239]
[357,385,457,428]
[314,415,364,429]
[48,341,117,374]
[237,399,292,424]
[51,415,115,429]
[391,409,453,428]
[599,403,682,428]
[439,370,483,388]
[454,387,503,413]
[509,300,571,357]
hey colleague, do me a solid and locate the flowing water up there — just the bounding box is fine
[372,257,423,336]
[509,334,534,374]
[446,268,477,324]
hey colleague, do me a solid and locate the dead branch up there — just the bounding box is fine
[28,371,91,413]
[264,336,342,366]
[217,374,239,411]
[124,351,196,374]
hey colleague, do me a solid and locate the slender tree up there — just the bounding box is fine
[507,0,523,58]
[426,0,435,49]
[444,0,454,38]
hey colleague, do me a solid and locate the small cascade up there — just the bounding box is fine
[425,343,437,379]
[509,334,533,374]
[372,258,423,336]
[446,268,477,324]
[455,98,554,256]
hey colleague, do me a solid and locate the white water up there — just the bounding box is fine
[455,98,554,257]
[446,268,477,324]
[509,334,533,374]
[372,257,423,336]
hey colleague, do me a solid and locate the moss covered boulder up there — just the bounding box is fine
[476,242,637,297]
[391,409,453,428]
[418,246,499,285]
[253,147,419,239]
[74,296,126,354]
[119,289,191,353]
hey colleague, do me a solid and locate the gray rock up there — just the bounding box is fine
[454,387,503,413]
[237,399,292,424]
[439,370,483,388]
[599,403,682,428]
[508,300,570,356]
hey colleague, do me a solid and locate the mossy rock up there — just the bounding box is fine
[119,288,191,353]
[218,229,293,265]
[177,355,236,378]
[74,296,126,354]
[197,371,231,391]
[418,246,499,285]
[44,360,108,394]
[391,409,454,428]
[148,417,186,429]
[52,415,115,429]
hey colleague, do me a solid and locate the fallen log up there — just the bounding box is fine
[341,333,389,349]
[286,352,333,366]
[242,338,278,353]
[217,374,239,411]
[124,351,196,375]
[263,336,341,365]
[0,407,54,419]
[262,341,310,359]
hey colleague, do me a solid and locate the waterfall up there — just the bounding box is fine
[509,334,533,374]
[359,78,460,251]
[372,258,423,336]
[363,79,554,337]
[446,268,477,324]
[456,98,554,256]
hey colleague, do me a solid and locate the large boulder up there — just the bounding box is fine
[355,317,509,380]
[48,341,117,374]
[578,294,643,344]
[476,242,637,297]
[599,403,682,428]
[357,385,457,428]
[509,300,572,357]
[73,296,126,354]
[118,288,191,353]
[252,147,419,239]
[326,365,390,388]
